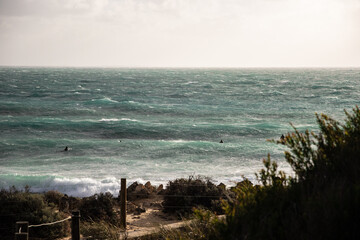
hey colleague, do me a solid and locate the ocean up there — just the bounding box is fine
[0,67,359,197]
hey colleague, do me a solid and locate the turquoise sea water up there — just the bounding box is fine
[0,67,359,196]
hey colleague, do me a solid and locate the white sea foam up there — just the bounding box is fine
[184,81,198,85]
[49,177,120,197]
[167,139,188,143]
[92,97,118,103]
[0,175,121,197]
[120,118,138,122]
[44,176,168,197]
[99,118,120,122]
[103,97,118,102]
[99,118,139,122]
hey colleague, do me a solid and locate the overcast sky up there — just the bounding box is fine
[0,0,359,67]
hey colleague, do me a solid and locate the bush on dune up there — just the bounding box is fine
[0,188,119,239]
[162,176,229,215]
[44,190,64,206]
[79,192,119,225]
[80,220,120,240]
[211,106,360,240]
[0,187,70,240]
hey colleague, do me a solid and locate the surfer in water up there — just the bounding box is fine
[219,139,224,143]
[64,146,69,151]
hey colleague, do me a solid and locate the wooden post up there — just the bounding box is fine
[120,178,127,230]
[15,233,28,240]
[71,210,80,240]
[15,221,28,240]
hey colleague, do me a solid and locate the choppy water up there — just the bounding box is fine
[0,67,359,196]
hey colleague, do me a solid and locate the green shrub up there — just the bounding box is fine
[44,190,64,207]
[81,220,120,240]
[0,187,70,240]
[79,192,119,225]
[163,176,227,215]
[210,106,360,240]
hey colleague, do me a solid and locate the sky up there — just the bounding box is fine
[0,0,359,68]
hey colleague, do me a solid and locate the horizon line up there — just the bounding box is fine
[1,65,360,69]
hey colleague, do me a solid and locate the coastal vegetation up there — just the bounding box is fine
[1,106,359,239]
[144,106,360,239]
[162,176,229,215]
[0,187,70,239]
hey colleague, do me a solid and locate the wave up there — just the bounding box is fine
[0,117,287,142]
[324,96,339,100]
[0,170,264,197]
[99,118,120,122]
[101,97,118,103]
[85,97,119,105]
[0,174,121,197]
[165,139,190,143]
[99,118,139,122]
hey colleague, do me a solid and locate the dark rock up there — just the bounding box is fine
[127,181,139,192]
[145,181,155,193]
[156,184,163,192]
[156,184,166,195]
[127,182,150,200]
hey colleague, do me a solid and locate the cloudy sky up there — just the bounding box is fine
[0,0,359,67]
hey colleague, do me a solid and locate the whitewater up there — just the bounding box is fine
[1,67,359,196]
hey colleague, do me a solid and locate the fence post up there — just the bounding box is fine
[120,178,127,230]
[71,210,80,240]
[15,221,28,240]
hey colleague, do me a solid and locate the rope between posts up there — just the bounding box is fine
[28,216,71,228]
